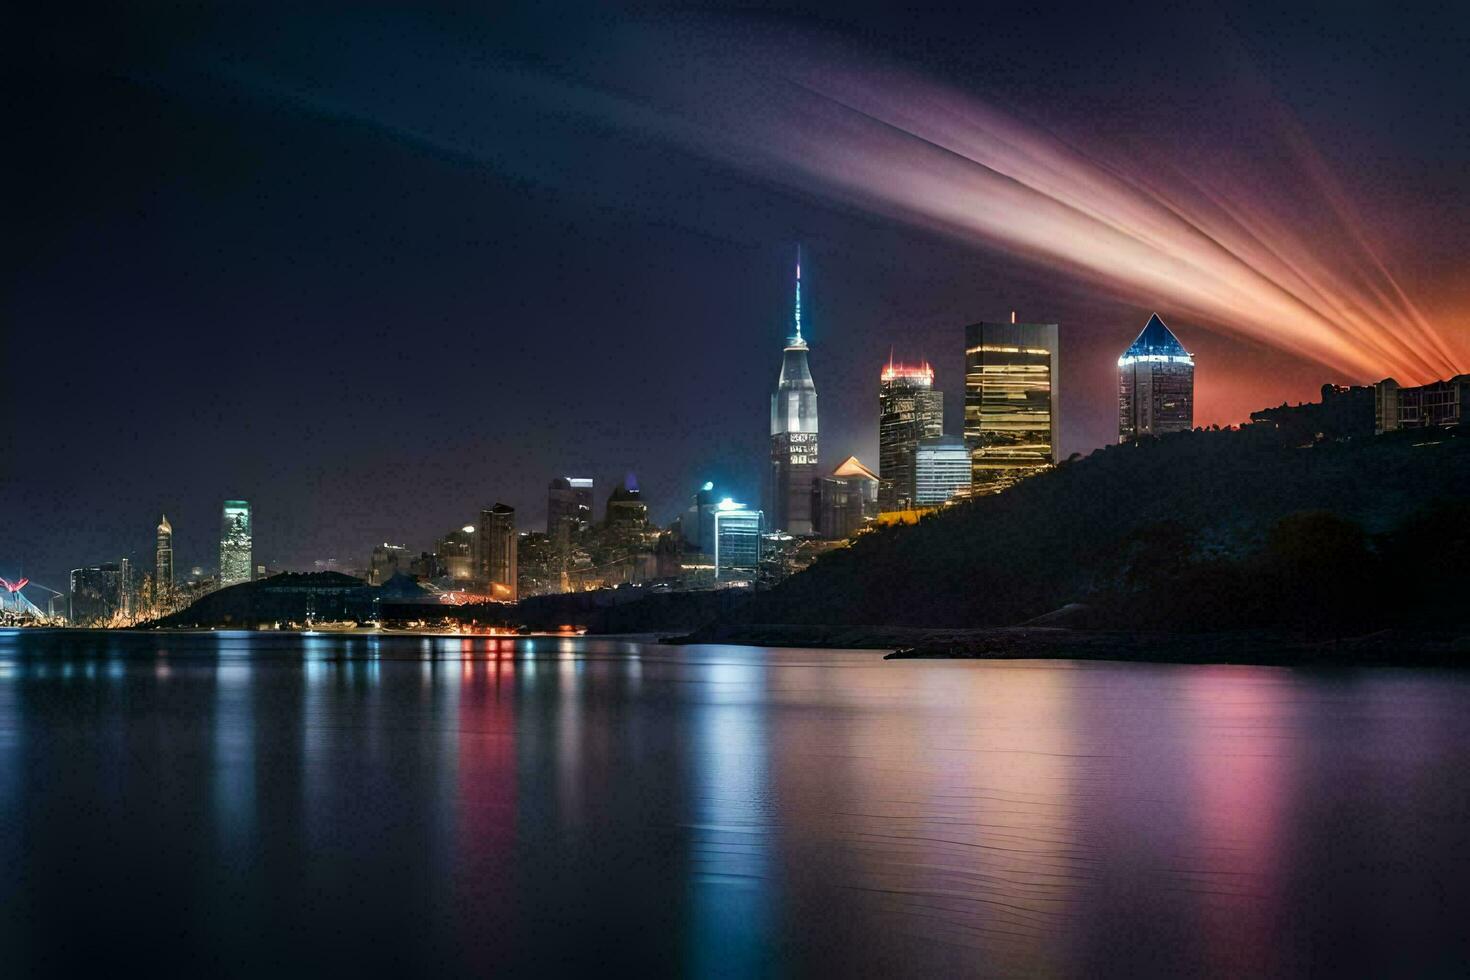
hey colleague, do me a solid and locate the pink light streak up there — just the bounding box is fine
[613,36,1466,384]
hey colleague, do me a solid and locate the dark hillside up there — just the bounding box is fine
[739,428,1469,629]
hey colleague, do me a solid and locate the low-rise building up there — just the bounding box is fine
[1375,375,1470,434]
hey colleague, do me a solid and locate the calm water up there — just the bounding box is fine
[1,631,1467,977]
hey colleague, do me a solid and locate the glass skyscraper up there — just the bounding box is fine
[713,499,763,582]
[219,500,253,587]
[767,249,819,536]
[964,320,1060,495]
[914,435,971,505]
[878,358,944,511]
[1118,313,1194,442]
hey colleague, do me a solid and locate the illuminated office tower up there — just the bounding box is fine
[914,435,971,505]
[219,500,253,586]
[878,357,944,511]
[1118,313,1194,442]
[713,498,763,583]
[478,503,518,601]
[964,320,1059,495]
[767,248,819,535]
[155,515,174,597]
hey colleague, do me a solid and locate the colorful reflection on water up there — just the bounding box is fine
[0,631,1467,976]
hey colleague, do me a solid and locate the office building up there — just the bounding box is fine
[1375,375,1470,433]
[767,249,819,535]
[677,481,719,555]
[878,357,944,511]
[119,558,134,619]
[1118,313,1195,441]
[478,504,518,601]
[605,476,649,525]
[964,319,1060,495]
[155,515,174,598]
[915,435,971,505]
[713,499,763,582]
[369,543,407,586]
[547,476,595,546]
[69,563,122,626]
[437,526,476,581]
[219,500,253,586]
[814,455,879,540]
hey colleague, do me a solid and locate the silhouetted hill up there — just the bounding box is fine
[150,572,406,628]
[736,427,1470,631]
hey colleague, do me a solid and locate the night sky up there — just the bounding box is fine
[5,2,1467,588]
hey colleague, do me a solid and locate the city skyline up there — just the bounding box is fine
[5,7,1468,974]
[6,3,1466,591]
[13,293,1459,594]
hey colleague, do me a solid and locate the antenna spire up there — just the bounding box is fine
[792,243,803,344]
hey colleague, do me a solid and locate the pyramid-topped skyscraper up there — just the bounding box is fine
[1118,313,1194,442]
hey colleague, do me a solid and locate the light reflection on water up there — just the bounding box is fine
[0,630,1467,977]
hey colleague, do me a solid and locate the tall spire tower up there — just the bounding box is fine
[155,514,174,598]
[766,245,820,535]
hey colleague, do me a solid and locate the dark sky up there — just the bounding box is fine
[4,1,1467,587]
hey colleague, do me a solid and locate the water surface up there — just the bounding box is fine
[1,631,1466,976]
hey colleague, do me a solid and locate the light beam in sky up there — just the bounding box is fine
[208,20,1466,384]
[650,51,1465,385]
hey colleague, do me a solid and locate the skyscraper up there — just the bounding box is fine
[437,525,476,581]
[878,357,944,511]
[219,500,253,586]
[605,476,648,525]
[713,498,763,582]
[964,319,1060,495]
[547,476,595,545]
[119,558,134,619]
[677,481,719,555]
[69,563,122,626]
[915,435,972,505]
[767,248,819,535]
[478,504,517,601]
[1118,313,1194,442]
[155,514,174,597]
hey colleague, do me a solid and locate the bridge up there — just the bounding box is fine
[0,577,63,625]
